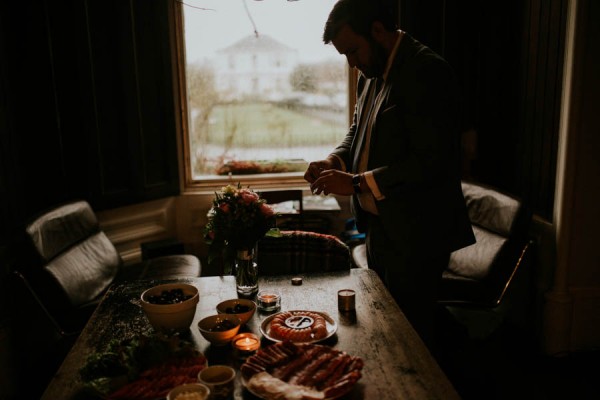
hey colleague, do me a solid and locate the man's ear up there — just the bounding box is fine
[370,21,386,43]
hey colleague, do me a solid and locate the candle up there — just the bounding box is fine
[257,289,281,312]
[338,289,356,311]
[234,337,259,351]
[260,295,277,306]
[232,333,260,358]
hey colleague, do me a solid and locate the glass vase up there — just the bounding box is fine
[235,247,258,297]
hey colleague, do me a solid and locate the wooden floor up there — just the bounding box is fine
[435,307,600,400]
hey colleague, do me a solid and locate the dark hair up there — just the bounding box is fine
[323,0,398,44]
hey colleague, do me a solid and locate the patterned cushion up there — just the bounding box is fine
[257,230,351,275]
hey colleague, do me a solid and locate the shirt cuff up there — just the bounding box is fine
[364,171,385,200]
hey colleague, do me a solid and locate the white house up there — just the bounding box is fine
[214,34,298,101]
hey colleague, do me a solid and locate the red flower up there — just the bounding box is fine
[219,202,230,213]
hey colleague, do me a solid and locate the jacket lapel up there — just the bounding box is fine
[370,81,390,134]
[352,78,377,172]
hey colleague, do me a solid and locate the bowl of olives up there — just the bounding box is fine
[216,298,257,325]
[140,283,199,333]
[197,314,242,346]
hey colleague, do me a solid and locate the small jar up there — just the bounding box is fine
[337,289,356,311]
[257,289,281,312]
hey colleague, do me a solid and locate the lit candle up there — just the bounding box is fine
[260,295,277,307]
[235,337,259,351]
[232,333,260,357]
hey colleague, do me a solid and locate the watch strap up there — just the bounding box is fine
[352,174,362,193]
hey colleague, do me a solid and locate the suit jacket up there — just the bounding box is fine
[332,33,475,255]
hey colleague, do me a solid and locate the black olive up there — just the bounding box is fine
[147,288,192,305]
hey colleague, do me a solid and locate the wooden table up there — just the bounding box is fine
[42,269,460,400]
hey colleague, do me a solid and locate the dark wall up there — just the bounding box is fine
[400,0,567,221]
[1,2,182,396]
[0,0,181,243]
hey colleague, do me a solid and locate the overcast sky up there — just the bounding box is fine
[182,0,341,64]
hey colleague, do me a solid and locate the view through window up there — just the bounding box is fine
[182,0,348,181]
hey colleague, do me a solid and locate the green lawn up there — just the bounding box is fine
[205,103,345,147]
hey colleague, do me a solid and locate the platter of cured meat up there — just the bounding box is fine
[241,341,363,400]
[260,310,337,344]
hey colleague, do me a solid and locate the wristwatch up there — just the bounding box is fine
[352,174,362,194]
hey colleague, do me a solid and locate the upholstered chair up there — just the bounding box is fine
[16,200,201,335]
[257,230,352,275]
[350,180,533,337]
[438,181,532,308]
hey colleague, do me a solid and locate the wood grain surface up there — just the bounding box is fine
[41,269,460,400]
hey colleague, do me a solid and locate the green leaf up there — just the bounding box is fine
[266,228,282,237]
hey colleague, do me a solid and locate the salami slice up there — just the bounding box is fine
[242,342,363,399]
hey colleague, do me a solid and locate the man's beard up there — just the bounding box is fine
[361,40,387,79]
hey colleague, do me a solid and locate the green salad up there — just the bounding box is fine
[80,333,202,396]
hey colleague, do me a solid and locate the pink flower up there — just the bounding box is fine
[260,203,275,217]
[239,189,259,204]
[203,183,280,268]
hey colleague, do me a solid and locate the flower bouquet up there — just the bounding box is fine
[203,184,280,294]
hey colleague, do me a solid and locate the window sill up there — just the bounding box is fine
[183,171,310,194]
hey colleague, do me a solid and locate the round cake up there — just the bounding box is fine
[269,311,328,342]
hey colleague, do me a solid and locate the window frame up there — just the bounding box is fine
[169,1,357,193]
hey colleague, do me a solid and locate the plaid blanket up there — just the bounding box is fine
[257,231,351,275]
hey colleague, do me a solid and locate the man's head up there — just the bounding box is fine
[323,0,398,78]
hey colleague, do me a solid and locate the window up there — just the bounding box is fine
[179,0,349,188]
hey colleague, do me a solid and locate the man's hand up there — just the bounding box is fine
[304,159,336,183]
[310,169,354,196]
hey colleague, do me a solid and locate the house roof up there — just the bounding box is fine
[217,34,295,54]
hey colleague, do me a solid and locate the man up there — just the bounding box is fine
[304,0,475,349]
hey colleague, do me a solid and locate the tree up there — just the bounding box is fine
[186,62,220,175]
[290,64,317,92]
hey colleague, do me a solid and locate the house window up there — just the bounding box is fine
[179,0,349,188]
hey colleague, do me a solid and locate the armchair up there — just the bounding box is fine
[350,181,533,336]
[259,189,304,230]
[257,230,352,275]
[438,181,532,308]
[15,200,201,336]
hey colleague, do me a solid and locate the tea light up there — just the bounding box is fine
[232,333,260,357]
[338,289,356,311]
[257,289,281,312]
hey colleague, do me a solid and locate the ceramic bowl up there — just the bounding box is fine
[197,314,242,346]
[140,282,199,333]
[216,298,256,325]
[166,383,210,400]
[197,365,236,400]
